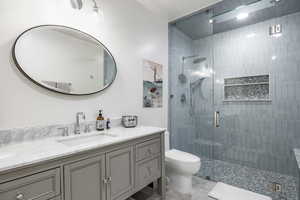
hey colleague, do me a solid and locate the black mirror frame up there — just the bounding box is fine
[12,24,117,96]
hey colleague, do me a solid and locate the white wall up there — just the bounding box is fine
[0,0,168,129]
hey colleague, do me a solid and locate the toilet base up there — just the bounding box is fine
[166,169,193,195]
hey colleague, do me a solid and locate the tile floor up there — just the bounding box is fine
[166,176,216,200]
[132,176,217,200]
[190,177,216,200]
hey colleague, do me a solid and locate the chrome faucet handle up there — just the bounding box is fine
[84,124,94,133]
[75,112,86,135]
[74,125,81,135]
[76,112,86,119]
[58,127,69,136]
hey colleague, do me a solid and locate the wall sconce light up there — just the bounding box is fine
[70,0,99,15]
[70,0,83,10]
[92,0,99,14]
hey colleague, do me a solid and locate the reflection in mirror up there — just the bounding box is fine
[13,25,117,95]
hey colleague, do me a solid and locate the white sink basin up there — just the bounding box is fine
[57,133,117,147]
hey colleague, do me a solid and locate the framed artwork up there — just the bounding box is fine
[143,59,163,108]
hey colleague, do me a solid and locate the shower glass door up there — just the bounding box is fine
[170,0,300,199]
[169,27,216,178]
[209,1,298,197]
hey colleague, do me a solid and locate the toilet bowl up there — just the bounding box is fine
[164,131,201,195]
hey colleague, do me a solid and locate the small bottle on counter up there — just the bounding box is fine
[106,118,111,129]
[96,110,105,131]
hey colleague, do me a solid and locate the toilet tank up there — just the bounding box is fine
[165,131,170,151]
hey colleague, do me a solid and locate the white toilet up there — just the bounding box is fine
[164,131,201,195]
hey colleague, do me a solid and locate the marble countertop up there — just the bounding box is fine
[0,126,165,173]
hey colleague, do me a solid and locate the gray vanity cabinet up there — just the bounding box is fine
[135,139,162,191]
[64,155,106,200]
[64,147,134,200]
[106,147,134,200]
[0,133,165,200]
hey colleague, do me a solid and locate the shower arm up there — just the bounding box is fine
[181,55,204,72]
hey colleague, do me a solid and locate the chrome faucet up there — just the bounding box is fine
[75,112,86,135]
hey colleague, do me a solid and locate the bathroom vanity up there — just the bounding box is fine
[0,127,166,200]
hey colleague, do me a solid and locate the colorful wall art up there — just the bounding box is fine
[143,59,163,108]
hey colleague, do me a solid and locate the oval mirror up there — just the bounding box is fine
[12,25,117,95]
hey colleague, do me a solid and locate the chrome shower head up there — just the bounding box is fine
[193,57,206,64]
[182,55,206,64]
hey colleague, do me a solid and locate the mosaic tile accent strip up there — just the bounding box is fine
[224,83,270,101]
[224,75,270,101]
[197,157,297,200]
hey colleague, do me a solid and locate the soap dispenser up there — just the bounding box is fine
[96,110,105,131]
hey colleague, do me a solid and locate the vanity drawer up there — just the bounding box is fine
[0,168,60,200]
[135,156,161,191]
[136,139,161,161]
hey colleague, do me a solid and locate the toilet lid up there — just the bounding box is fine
[165,149,200,163]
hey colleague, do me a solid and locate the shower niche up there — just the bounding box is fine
[224,75,270,102]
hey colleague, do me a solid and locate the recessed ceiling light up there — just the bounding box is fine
[209,19,214,24]
[237,12,249,20]
[212,1,276,24]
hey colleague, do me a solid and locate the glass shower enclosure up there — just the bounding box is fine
[169,0,300,199]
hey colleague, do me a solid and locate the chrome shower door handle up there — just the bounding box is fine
[214,111,220,128]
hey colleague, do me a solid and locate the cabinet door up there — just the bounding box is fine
[0,168,60,200]
[106,147,134,200]
[64,155,106,200]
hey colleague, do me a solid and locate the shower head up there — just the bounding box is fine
[178,73,187,84]
[179,55,207,84]
[193,57,206,64]
[182,55,206,64]
[182,55,198,60]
